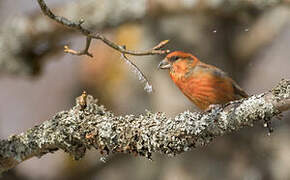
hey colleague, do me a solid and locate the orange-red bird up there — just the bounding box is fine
[158,51,248,111]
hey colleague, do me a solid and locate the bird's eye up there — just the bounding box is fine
[170,56,179,62]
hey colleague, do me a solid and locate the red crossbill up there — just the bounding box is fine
[158,51,248,111]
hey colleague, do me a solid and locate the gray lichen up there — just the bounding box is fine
[0,79,289,173]
[272,79,290,100]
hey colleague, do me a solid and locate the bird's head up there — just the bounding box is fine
[158,51,199,70]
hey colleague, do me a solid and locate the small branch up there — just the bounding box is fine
[36,0,170,57]
[0,0,287,75]
[37,0,90,35]
[36,0,169,93]
[153,40,170,50]
[90,33,170,56]
[64,37,93,57]
[0,79,289,174]
[121,46,153,93]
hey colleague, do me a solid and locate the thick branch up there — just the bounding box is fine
[0,79,289,173]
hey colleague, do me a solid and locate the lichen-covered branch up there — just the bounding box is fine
[0,79,289,173]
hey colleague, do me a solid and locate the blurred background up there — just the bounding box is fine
[1,0,290,179]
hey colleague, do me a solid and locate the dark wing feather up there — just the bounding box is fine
[231,80,248,98]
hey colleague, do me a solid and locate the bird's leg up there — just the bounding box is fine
[204,104,223,113]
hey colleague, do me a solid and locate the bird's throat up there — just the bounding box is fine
[170,61,192,81]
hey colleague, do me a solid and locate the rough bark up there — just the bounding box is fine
[0,79,289,174]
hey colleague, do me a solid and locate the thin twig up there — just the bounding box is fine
[64,37,93,57]
[36,0,170,57]
[91,33,170,56]
[120,46,153,93]
[153,40,170,50]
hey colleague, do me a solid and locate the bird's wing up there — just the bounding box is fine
[194,63,248,99]
[193,63,228,78]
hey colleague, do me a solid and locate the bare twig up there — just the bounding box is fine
[153,40,170,50]
[0,79,289,173]
[64,37,93,57]
[121,46,153,93]
[1,0,288,75]
[36,0,169,93]
[36,0,170,57]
